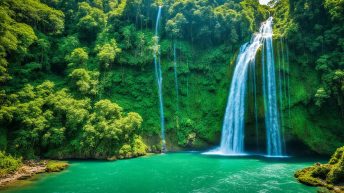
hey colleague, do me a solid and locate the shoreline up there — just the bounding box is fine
[0,160,68,189]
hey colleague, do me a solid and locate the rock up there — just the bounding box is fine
[107,156,117,161]
[18,174,32,180]
[326,147,344,184]
[333,187,342,193]
[0,160,68,187]
[295,146,344,192]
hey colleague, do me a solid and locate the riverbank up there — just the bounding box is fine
[0,160,68,188]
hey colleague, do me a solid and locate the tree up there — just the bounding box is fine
[35,34,51,70]
[325,0,344,21]
[76,2,106,39]
[122,25,135,49]
[2,0,64,34]
[0,0,64,83]
[0,81,91,157]
[165,13,187,39]
[66,48,89,68]
[52,35,80,70]
[69,69,99,95]
[96,39,121,69]
[81,99,144,157]
[108,0,127,17]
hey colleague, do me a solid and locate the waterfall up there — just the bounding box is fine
[173,42,179,112]
[153,6,166,151]
[210,17,283,156]
[262,17,283,156]
[218,21,268,154]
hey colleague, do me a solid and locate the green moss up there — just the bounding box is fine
[289,106,342,155]
[46,160,69,172]
[326,147,344,184]
[329,147,344,164]
[105,42,233,148]
[312,164,331,179]
[295,146,344,190]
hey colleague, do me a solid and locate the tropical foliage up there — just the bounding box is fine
[0,0,343,162]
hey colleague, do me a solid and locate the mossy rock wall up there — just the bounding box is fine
[102,39,343,155]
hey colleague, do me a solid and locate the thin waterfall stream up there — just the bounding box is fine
[153,6,166,151]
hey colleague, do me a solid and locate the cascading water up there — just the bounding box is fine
[212,17,283,156]
[218,29,264,155]
[153,6,166,151]
[262,17,283,156]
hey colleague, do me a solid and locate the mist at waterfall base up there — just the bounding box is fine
[206,17,285,157]
[153,6,166,151]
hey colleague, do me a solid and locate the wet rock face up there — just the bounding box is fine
[295,146,344,192]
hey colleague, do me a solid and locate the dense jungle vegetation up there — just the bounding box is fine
[0,0,343,162]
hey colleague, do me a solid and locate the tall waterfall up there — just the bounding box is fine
[261,17,283,156]
[217,17,283,156]
[153,6,166,151]
[219,30,263,154]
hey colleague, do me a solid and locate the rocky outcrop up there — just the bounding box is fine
[0,160,68,188]
[295,146,344,193]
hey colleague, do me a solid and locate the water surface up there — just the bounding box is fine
[2,153,318,193]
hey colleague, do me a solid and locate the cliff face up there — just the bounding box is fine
[105,38,343,155]
[0,38,341,157]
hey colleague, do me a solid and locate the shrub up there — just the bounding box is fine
[0,152,22,177]
[46,160,68,172]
